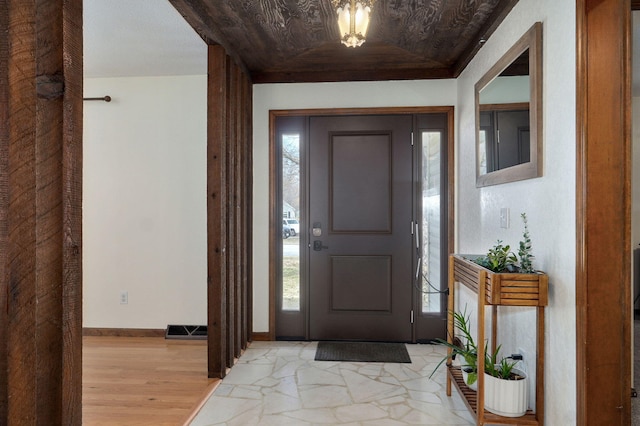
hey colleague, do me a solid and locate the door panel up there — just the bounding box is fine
[309,115,413,342]
[330,134,391,232]
[331,256,392,311]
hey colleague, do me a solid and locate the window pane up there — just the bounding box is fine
[422,131,441,314]
[282,134,300,311]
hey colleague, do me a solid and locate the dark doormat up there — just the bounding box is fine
[314,341,411,363]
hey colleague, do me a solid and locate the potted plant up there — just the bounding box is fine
[430,306,478,389]
[451,213,547,307]
[473,213,535,274]
[430,311,529,416]
[473,239,518,272]
[483,346,528,417]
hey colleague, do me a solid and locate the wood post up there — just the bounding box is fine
[207,45,253,379]
[0,1,9,421]
[0,0,83,424]
[576,0,631,424]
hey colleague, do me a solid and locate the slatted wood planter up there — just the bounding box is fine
[446,254,548,426]
[452,254,548,307]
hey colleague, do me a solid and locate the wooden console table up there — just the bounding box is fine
[446,254,548,425]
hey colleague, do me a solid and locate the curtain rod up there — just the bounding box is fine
[83,96,111,102]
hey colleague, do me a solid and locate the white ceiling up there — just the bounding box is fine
[83,0,206,78]
[85,1,640,95]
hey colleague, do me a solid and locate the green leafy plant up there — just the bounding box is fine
[430,306,478,385]
[518,213,535,273]
[473,240,518,273]
[430,307,526,384]
[484,344,521,380]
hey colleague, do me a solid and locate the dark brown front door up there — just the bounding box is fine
[308,115,413,341]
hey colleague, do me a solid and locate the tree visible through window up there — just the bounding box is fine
[282,134,300,311]
[422,131,442,313]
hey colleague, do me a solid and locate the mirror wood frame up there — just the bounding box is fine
[475,21,543,187]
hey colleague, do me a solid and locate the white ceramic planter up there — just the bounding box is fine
[483,368,528,417]
[461,367,477,391]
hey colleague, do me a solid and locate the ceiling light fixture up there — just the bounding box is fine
[332,0,375,48]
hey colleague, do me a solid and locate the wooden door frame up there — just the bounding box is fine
[576,0,631,424]
[268,106,455,341]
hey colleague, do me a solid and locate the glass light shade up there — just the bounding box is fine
[334,1,373,48]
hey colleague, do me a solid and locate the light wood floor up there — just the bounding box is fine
[83,336,217,426]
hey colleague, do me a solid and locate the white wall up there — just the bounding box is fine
[83,75,207,329]
[456,0,576,424]
[252,80,457,332]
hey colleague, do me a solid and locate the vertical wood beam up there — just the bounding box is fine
[234,64,243,358]
[61,0,84,422]
[226,57,237,367]
[576,0,631,424]
[8,2,40,420]
[0,0,9,421]
[2,0,83,423]
[206,43,252,376]
[207,44,229,379]
[241,73,252,348]
[244,76,254,345]
[239,72,247,349]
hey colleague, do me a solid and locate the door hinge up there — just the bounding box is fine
[411,132,414,146]
[411,220,414,235]
[410,310,414,324]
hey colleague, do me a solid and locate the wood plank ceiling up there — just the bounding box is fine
[170,0,519,83]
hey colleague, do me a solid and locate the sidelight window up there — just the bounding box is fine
[421,130,442,314]
[281,134,300,311]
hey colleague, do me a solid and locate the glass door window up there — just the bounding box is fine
[421,130,442,314]
[281,134,300,311]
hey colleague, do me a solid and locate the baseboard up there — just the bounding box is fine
[83,327,165,337]
[251,332,271,341]
[85,328,272,341]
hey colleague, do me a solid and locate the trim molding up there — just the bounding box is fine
[576,0,631,423]
[82,328,165,337]
[251,332,271,341]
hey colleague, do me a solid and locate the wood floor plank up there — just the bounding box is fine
[83,336,216,426]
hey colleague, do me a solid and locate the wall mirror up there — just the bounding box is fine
[475,22,542,187]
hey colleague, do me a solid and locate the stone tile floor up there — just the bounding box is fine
[190,341,475,425]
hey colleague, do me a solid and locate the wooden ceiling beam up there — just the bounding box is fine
[252,67,454,84]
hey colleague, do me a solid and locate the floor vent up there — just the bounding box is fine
[165,325,207,340]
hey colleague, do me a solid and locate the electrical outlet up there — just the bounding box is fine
[517,347,526,362]
[120,291,128,305]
